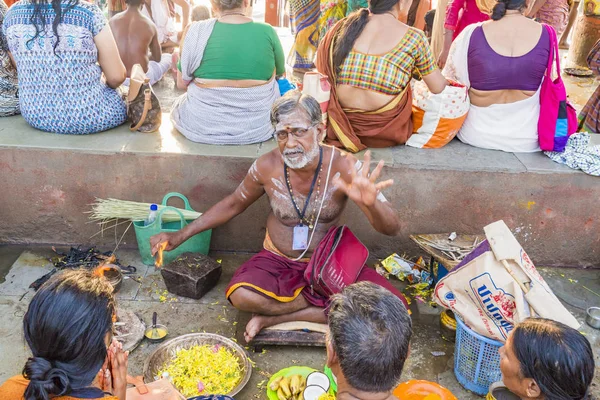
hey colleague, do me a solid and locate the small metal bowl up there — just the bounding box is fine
[586,307,600,329]
[144,324,169,343]
[103,265,123,293]
[143,333,253,397]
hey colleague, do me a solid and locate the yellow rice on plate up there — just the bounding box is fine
[158,344,242,397]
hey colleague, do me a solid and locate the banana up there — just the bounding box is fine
[296,391,304,400]
[299,375,307,391]
[277,388,287,400]
[269,376,283,391]
[290,375,301,395]
[280,377,292,398]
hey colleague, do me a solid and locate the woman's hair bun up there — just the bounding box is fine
[491,1,507,20]
[24,357,70,400]
[215,0,244,11]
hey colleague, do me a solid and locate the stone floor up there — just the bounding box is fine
[0,245,599,399]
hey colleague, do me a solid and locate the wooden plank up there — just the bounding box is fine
[235,312,326,352]
[251,330,326,349]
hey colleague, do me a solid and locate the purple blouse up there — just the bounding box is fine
[468,26,550,92]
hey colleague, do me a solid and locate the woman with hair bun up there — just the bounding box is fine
[171,0,284,145]
[442,0,552,152]
[495,318,595,400]
[0,269,128,400]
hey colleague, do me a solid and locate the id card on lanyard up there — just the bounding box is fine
[292,224,310,251]
[285,147,323,251]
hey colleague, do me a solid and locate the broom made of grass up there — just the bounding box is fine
[88,198,201,223]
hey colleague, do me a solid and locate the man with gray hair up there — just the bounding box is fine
[151,91,407,342]
[327,281,412,399]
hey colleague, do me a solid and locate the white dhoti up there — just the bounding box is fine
[443,23,542,153]
[142,0,178,44]
[123,53,173,87]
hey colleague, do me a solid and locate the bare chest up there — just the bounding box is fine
[266,176,345,225]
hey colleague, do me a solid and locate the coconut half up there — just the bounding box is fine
[303,385,328,400]
[306,372,331,392]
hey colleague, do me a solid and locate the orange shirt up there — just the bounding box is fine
[0,376,119,400]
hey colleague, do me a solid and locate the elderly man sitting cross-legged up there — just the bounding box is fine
[327,281,412,400]
[150,91,408,342]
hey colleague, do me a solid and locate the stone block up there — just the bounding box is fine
[160,253,222,299]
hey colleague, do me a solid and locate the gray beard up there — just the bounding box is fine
[282,142,320,169]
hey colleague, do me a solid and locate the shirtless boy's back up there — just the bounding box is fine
[109,0,161,76]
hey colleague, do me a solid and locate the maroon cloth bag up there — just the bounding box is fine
[304,225,369,297]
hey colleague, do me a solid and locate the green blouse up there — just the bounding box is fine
[181,21,285,80]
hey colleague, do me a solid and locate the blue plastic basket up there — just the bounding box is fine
[454,316,503,396]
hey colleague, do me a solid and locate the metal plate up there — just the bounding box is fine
[564,67,594,77]
[143,333,252,398]
[115,308,146,353]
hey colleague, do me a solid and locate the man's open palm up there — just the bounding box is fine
[334,151,394,207]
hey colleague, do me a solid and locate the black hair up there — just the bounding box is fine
[491,0,527,20]
[126,0,144,7]
[22,269,116,400]
[511,318,595,400]
[328,282,412,393]
[27,0,80,55]
[210,0,244,11]
[424,9,435,33]
[332,0,399,74]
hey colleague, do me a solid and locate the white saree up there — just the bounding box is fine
[171,19,279,145]
[442,23,541,153]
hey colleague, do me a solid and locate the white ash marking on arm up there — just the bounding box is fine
[248,160,260,182]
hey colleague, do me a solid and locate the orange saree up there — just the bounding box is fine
[316,22,413,153]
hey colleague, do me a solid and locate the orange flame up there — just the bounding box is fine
[155,242,168,268]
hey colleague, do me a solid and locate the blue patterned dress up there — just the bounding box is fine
[2,0,127,134]
[0,0,19,117]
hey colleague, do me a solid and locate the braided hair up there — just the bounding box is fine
[332,0,400,74]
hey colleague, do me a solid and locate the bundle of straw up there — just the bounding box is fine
[88,198,201,223]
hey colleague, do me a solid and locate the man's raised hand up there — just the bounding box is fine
[333,151,394,207]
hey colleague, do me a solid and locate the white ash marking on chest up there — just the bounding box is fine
[268,184,342,223]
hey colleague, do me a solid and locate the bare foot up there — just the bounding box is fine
[244,314,271,343]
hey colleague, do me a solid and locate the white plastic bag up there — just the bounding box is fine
[434,220,579,342]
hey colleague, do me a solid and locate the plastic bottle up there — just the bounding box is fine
[145,204,158,226]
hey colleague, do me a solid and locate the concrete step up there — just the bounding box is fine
[1,110,598,266]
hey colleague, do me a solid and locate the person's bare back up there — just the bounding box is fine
[109,0,161,76]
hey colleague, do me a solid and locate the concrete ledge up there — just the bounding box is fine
[0,114,598,267]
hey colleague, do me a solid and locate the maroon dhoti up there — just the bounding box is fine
[225,249,408,309]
